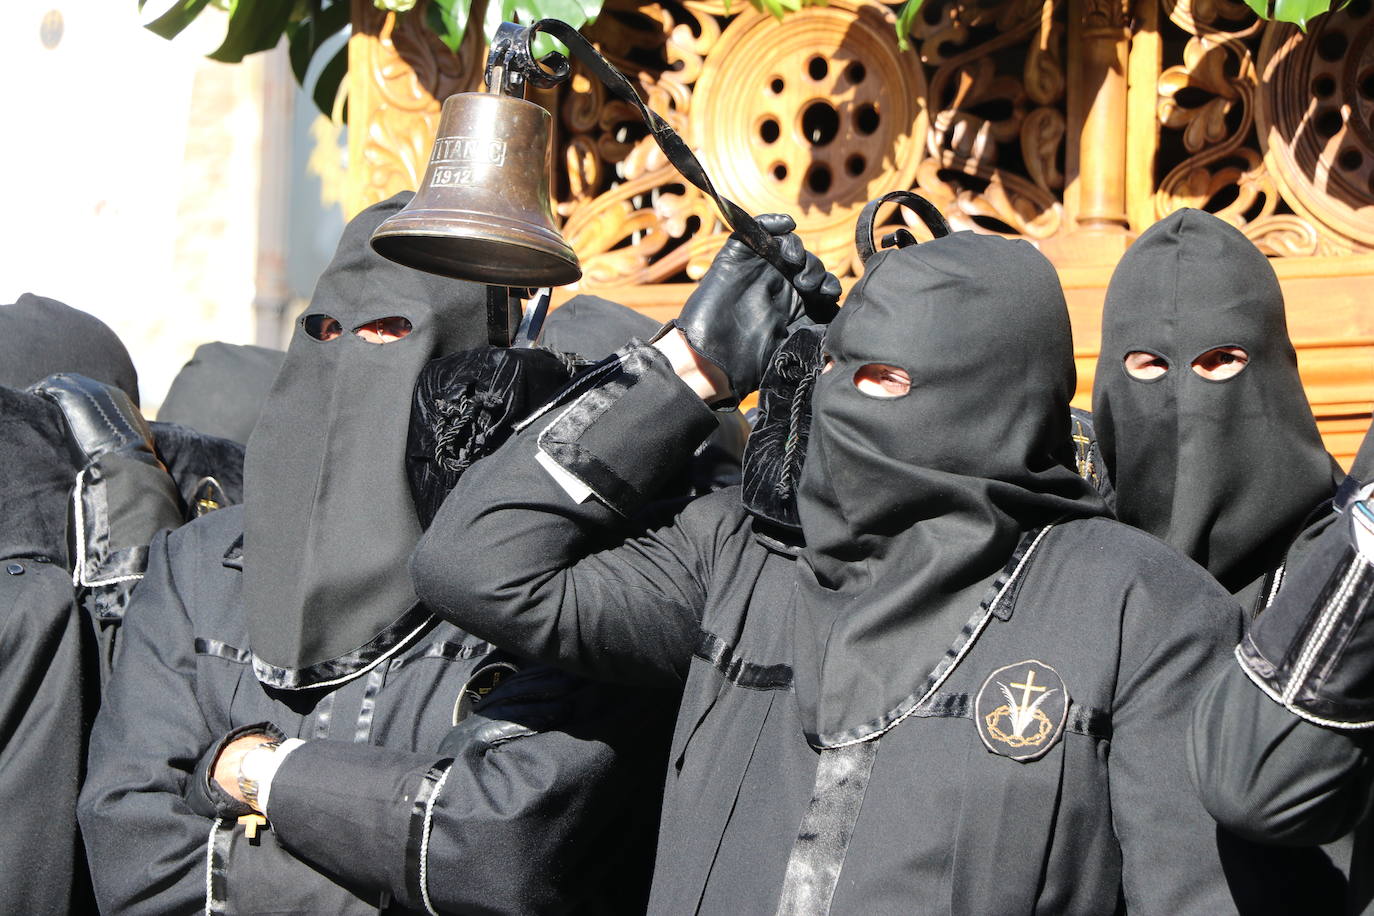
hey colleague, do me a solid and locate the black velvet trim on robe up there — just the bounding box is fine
[694,630,794,690]
[249,605,434,691]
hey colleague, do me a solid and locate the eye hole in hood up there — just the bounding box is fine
[354,316,413,344]
[302,314,343,341]
[852,363,911,398]
[1191,346,1248,381]
[1124,350,1169,381]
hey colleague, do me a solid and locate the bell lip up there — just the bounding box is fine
[370,225,582,286]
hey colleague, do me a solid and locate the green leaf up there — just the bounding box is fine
[894,0,922,52]
[144,0,213,40]
[426,0,472,53]
[209,0,296,62]
[312,39,350,118]
[1268,0,1335,26]
[475,0,604,59]
[287,0,350,85]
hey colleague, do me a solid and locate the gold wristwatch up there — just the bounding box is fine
[237,738,285,811]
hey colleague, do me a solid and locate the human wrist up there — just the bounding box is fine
[653,327,730,402]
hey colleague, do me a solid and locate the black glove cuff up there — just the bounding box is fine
[1239,510,1374,728]
[535,340,719,517]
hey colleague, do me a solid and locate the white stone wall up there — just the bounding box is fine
[0,2,264,413]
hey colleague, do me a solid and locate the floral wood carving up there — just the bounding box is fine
[1154,0,1373,255]
[1256,0,1374,252]
[547,0,1069,287]
[346,0,1374,272]
[347,0,486,217]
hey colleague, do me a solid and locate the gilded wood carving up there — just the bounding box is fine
[346,0,1371,462]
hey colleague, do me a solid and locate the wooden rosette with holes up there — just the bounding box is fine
[689,0,928,276]
[1257,0,1374,251]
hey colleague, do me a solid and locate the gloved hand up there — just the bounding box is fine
[30,373,184,630]
[671,214,840,404]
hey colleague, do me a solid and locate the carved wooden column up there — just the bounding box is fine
[1043,0,1133,263]
[342,0,1371,464]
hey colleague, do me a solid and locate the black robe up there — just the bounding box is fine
[413,342,1250,915]
[0,560,94,916]
[79,506,667,915]
[0,387,97,915]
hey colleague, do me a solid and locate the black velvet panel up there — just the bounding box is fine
[741,325,826,533]
[150,421,246,514]
[407,346,575,530]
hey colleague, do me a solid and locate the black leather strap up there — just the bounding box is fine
[494,19,839,322]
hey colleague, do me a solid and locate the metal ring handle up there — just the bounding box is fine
[855,191,952,264]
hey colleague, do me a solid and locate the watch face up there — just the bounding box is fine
[238,740,283,805]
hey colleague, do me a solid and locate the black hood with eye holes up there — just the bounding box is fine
[243,192,488,690]
[1092,209,1341,601]
[794,232,1107,747]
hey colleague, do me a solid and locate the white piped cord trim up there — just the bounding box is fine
[828,524,1056,749]
[513,356,620,434]
[1235,644,1374,730]
[1284,557,1368,705]
[253,615,435,692]
[419,766,453,916]
[204,819,222,916]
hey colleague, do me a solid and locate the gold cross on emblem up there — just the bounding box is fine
[1010,669,1047,712]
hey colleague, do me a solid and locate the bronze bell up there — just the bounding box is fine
[370,86,581,286]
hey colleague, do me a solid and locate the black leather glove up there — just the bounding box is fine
[30,373,184,652]
[671,214,840,404]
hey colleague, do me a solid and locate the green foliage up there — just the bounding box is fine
[894,0,920,51]
[722,0,821,21]
[209,0,297,62]
[142,0,213,39]
[894,0,1342,47]
[1241,0,1343,28]
[138,0,606,117]
[426,0,473,53]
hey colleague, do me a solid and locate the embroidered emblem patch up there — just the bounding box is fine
[452,661,519,725]
[974,659,1068,762]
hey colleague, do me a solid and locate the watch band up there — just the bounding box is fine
[237,738,284,811]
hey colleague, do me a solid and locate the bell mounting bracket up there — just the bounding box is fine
[484,21,571,96]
